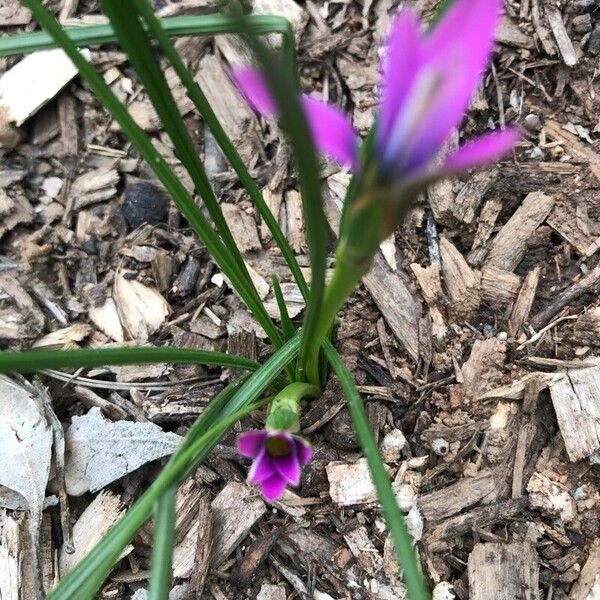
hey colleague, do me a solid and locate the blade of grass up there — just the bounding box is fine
[129,0,309,301]
[99,0,282,350]
[0,14,294,58]
[148,487,176,600]
[46,335,301,600]
[0,346,259,374]
[22,0,284,349]
[323,339,430,600]
[230,3,328,387]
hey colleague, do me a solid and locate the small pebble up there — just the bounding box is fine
[523,113,542,132]
[41,176,63,199]
[120,181,169,230]
[431,438,450,456]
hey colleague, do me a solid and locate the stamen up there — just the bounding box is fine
[267,436,291,457]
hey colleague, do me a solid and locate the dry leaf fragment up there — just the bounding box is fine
[64,407,181,495]
[0,376,52,514]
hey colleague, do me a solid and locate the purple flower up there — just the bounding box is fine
[237,429,312,502]
[233,0,518,186]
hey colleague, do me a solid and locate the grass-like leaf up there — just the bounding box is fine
[324,340,430,600]
[46,335,301,600]
[0,346,259,373]
[130,0,309,301]
[149,487,177,600]
[229,3,328,387]
[0,14,295,58]
[99,0,283,350]
[21,0,286,349]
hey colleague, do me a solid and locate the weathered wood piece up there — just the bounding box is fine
[545,7,578,66]
[480,266,522,305]
[485,192,554,272]
[59,491,132,576]
[452,169,498,224]
[531,262,600,330]
[542,117,600,181]
[0,510,40,600]
[548,363,600,462]
[569,543,600,600]
[440,236,481,319]
[419,469,503,523]
[468,542,539,600]
[221,204,262,253]
[508,266,541,337]
[326,458,378,506]
[209,482,266,567]
[0,49,90,128]
[195,54,261,164]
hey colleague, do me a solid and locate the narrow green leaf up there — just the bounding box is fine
[229,3,328,387]
[45,335,301,600]
[0,346,258,373]
[21,0,285,349]
[99,0,282,350]
[0,15,294,58]
[149,487,177,600]
[129,0,309,301]
[323,340,430,600]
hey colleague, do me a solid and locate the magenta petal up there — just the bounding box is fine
[232,66,279,117]
[301,96,358,168]
[273,452,301,486]
[237,431,267,458]
[401,0,502,171]
[377,9,422,150]
[260,473,288,502]
[248,451,275,483]
[295,439,313,466]
[442,128,519,172]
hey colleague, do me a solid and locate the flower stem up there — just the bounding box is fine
[301,249,369,387]
[266,382,320,431]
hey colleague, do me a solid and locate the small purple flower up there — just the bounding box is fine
[232,0,518,187]
[237,430,312,502]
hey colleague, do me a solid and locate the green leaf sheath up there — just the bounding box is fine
[129,0,309,301]
[21,0,284,349]
[46,336,301,600]
[0,347,259,374]
[148,487,177,600]
[324,340,431,600]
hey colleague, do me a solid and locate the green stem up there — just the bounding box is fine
[324,341,430,600]
[148,487,176,600]
[266,381,320,431]
[303,254,367,387]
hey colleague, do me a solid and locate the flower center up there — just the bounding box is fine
[267,436,291,457]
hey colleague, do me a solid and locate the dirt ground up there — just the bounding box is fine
[0,0,599,598]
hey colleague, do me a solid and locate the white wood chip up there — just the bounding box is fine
[0,49,90,126]
[113,274,170,341]
[210,481,266,567]
[64,407,181,495]
[548,362,600,461]
[326,458,377,506]
[59,491,131,576]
